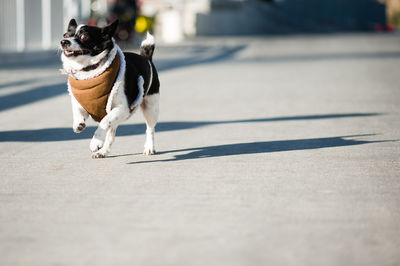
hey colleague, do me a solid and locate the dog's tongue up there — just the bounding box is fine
[65,50,74,56]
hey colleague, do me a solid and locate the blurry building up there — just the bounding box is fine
[197,0,386,35]
[149,0,387,41]
[0,0,389,52]
[0,0,90,53]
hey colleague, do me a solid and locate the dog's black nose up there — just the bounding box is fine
[60,39,71,48]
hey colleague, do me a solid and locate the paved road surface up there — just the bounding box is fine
[0,34,399,266]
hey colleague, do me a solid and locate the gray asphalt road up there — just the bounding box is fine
[0,34,399,266]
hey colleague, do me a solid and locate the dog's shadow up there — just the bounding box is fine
[127,134,391,164]
[0,113,381,143]
[0,113,392,163]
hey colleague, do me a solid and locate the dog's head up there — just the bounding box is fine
[60,19,118,60]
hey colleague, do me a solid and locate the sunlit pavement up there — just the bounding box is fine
[0,34,399,266]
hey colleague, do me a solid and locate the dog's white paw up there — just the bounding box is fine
[73,122,86,133]
[90,129,106,152]
[92,152,106,159]
[90,136,104,152]
[143,144,156,156]
[143,148,155,156]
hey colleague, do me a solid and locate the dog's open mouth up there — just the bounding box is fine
[64,49,90,57]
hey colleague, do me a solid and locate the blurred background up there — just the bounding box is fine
[0,0,397,54]
[1,1,400,265]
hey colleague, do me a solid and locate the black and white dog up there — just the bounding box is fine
[60,19,160,158]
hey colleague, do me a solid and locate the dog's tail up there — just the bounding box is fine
[140,32,156,60]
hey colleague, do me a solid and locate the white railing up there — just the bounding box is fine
[0,0,90,53]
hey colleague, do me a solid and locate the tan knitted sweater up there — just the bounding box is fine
[68,53,121,122]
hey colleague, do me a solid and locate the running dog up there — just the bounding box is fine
[60,19,160,158]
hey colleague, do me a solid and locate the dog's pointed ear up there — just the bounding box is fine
[68,18,77,32]
[102,19,119,39]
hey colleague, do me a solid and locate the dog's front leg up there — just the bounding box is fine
[71,94,89,133]
[90,106,130,156]
[92,127,117,158]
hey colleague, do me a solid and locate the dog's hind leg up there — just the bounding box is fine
[141,93,159,155]
[92,126,117,158]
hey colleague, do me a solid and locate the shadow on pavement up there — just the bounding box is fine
[1,47,399,112]
[128,135,390,164]
[0,78,43,90]
[0,45,245,112]
[0,113,380,142]
[0,83,66,112]
[155,45,247,71]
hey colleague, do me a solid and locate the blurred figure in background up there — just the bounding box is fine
[108,0,137,40]
[88,0,138,41]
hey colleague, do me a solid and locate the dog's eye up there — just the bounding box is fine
[80,34,89,41]
[63,33,69,38]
